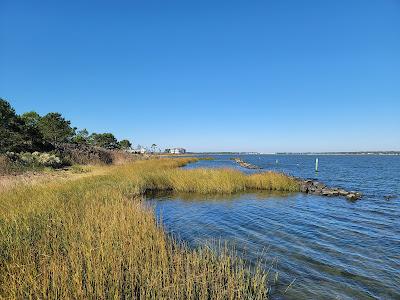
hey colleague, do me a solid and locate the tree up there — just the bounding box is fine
[38,113,75,146]
[118,139,132,150]
[73,129,89,144]
[90,133,118,149]
[21,111,41,128]
[0,98,26,153]
[20,111,46,151]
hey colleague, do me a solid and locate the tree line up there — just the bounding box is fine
[0,98,132,154]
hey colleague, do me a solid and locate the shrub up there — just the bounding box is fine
[55,143,113,165]
[6,151,63,169]
[35,152,62,167]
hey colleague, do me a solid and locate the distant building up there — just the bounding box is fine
[129,147,147,154]
[165,148,186,154]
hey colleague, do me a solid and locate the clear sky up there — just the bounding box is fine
[1,0,399,152]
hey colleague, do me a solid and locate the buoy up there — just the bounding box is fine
[315,158,319,172]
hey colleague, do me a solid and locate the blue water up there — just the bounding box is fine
[148,155,400,299]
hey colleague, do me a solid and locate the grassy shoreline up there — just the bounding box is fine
[0,158,299,299]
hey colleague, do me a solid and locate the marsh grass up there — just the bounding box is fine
[0,158,298,299]
[109,158,299,195]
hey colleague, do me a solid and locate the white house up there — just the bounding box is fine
[165,148,186,154]
[129,147,147,154]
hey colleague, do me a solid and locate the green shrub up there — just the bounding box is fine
[6,151,63,169]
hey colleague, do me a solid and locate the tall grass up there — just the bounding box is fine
[0,158,297,299]
[111,158,300,195]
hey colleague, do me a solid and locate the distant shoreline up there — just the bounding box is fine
[187,151,400,156]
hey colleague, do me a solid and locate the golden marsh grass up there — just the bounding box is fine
[0,158,299,299]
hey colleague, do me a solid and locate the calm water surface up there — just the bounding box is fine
[147,155,400,299]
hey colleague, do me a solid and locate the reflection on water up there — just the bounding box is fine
[147,155,400,299]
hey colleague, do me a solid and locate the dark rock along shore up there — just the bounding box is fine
[297,179,362,200]
[232,158,362,200]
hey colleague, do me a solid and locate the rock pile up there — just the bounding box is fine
[231,158,262,169]
[298,179,362,200]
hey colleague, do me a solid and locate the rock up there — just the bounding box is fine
[299,184,308,193]
[384,195,397,200]
[322,189,339,196]
[314,182,326,189]
[232,158,262,169]
[349,191,362,199]
[296,178,362,200]
[300,181,313,193]
[346,193,358,200]
[337,189,349,196]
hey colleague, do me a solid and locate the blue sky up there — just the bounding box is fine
[1,0,399,152]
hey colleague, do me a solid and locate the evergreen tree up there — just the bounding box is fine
[0,98,27,153]
[38,113,75,146]
[73,129,90,144]
[118,139,132,150]
[90,133,118,149]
